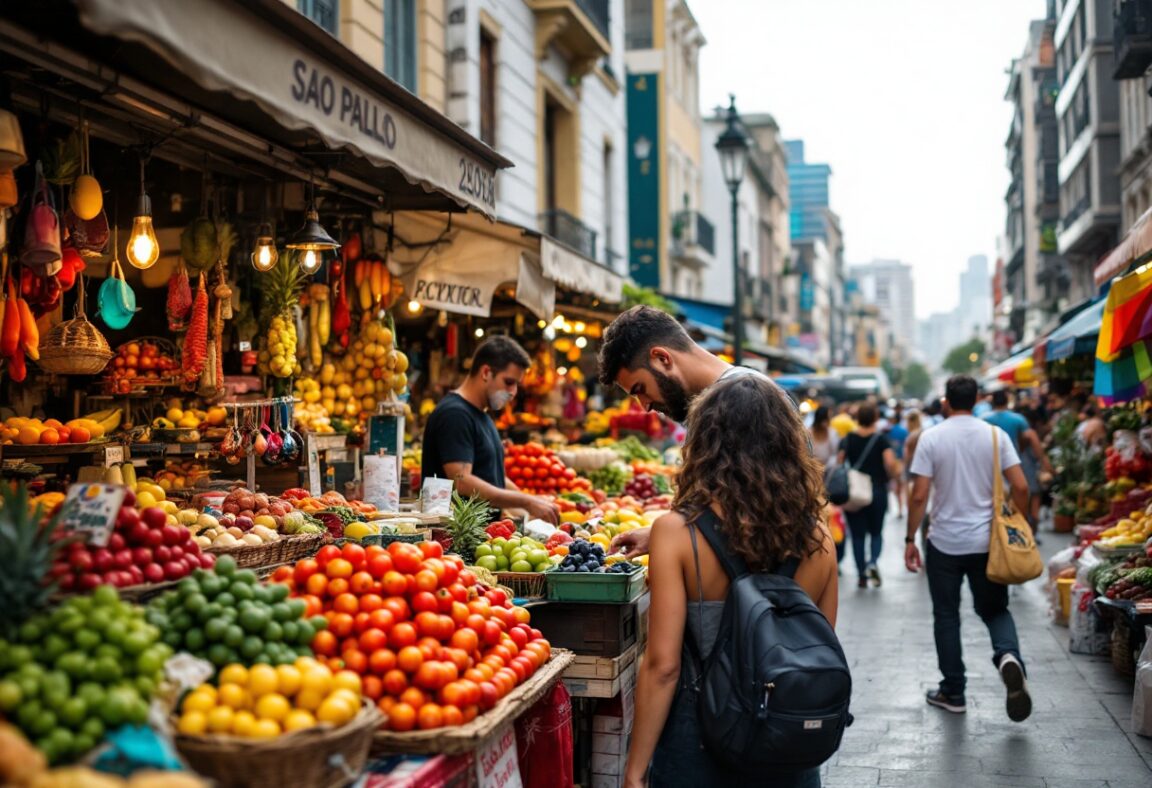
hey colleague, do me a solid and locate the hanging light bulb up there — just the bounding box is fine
[251,222,279,272]
[407,299,423,315]
[575,336,588,349]
[126,156,159,269]
[286,180,340,273]
[474,327,485,338]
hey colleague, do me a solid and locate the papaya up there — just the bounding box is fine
[1,283,20,359]
[16,298,38,361]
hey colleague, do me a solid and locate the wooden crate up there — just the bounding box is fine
[564,643,639,681]
[564,646,640,699]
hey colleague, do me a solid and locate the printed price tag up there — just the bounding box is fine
[475,724,521,788]
[103,445,124,467]
[57,483,127,547]
[307,444,322,498]
[239,341,252,352]
[363,455,400,513]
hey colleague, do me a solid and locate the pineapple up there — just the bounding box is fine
[0,484,66,639]
[257,256,308,378]
[449,491,493,565]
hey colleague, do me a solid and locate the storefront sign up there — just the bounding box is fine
[475,724,522,788]
[58,483,127,547]
[539,239,624,305]
[628,73,661,289]
[78,0,499,217]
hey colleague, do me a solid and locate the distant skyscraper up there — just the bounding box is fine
[785,140,832,242]
[957,255,991,340]
[848,259,917,357]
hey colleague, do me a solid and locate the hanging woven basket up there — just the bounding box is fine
[37,274,113,375]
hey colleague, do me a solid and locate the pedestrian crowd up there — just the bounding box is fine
[584,306,1100,787]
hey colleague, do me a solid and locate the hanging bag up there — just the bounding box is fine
[22,162,63,272]
[986,427,1043,585]
[685,510,852,775]
[825,432,881,512]
[0,109,27,170]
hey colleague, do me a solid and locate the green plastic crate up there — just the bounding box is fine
[544,568,647,603]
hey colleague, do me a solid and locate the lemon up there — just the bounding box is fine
[135,491,158,510]
[294,656,320,671]
[275,665,302,697]
[250,718,281,739]
[316,695,356,727]
[343,522,372,542]
[248,664,279,697]
[218,683,250,710]
[166,408,184,422]
[255,693,291,722]
[206,705,234,733]
[331,671,362,696]
[182,689,216,714]
[219,665,249,687]
[231,710,256,737]
[177,710,208,736]
[283,709,317,732]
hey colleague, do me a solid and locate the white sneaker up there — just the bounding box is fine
[998,654,1031,722]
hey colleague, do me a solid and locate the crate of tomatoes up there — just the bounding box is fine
[503,442,592,495]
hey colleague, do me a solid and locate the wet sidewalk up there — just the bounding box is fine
[824,507,1152,788]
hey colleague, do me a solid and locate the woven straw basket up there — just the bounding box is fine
[38,275,113,375]
[174,701,382,788]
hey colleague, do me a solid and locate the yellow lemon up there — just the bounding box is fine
[230,710,257,737]
[316,695,356,727]
[249,718,281,740]
[219,665,249,687]
[300,665,333,696]
[294,688,326,712]
[166,408,185,422]
[283,709,317,733]
[275,665,302,697]
[294,656,320,672]
[248,664,279,697]
[181,689,216,714]
[177,710,208,736]
[218,683,250,710]
[135,491,158,509]
[206,705,234,734]
[254,692,291,722]
[329,688,361,709]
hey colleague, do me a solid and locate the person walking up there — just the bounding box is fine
[624,374,837,788]
[904,375,1033,722]
[983,390,1054,528]
[886,410,910,517]
[809,405,839,467]
[837,403,901,589]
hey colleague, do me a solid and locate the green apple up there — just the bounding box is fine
[475,544,494,558]
[510,560,533,573]
[527,549,549,566]
[476,555,499,572]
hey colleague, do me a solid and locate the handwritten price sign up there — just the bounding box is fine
[57,483,127,547]
[476,723,522,788]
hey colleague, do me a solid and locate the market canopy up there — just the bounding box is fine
[1095,207,1152,287]
[1043,298,1105,362]
[983,348,1037,387]
[3,0,511,217]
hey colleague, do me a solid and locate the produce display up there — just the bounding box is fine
[269,541,553,732]
[146,556,323,667]
[474,535,555,573]
[553,540,638,574]
[0,586,168,764]
[1095,510,1152,548]
[504,442,592,495]
[0,410,119,446]
[622,473,671,501]
[105,341,180,393]
[176,658,363,738]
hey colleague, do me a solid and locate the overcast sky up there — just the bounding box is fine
[692,0,1049,319]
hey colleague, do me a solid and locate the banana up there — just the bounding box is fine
[98,408,123,433]
[359,278,373,311]
[83,408,117,422]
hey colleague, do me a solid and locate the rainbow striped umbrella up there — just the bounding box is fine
[1094,339,1152,404]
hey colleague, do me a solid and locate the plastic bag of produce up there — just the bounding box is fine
[1132,627,1152,736]
[1069,585,1111,656]
[1047,546,1078,589]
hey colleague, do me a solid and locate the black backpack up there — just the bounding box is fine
[686,511,852,774]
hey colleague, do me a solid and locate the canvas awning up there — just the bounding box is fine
[387,211,623,318]
[1044,298,1105,362]
[1095,207,1152,287]
[4,0,510,217]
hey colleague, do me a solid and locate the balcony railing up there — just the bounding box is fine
[671,211,715,256]
[1061,194,1090,230]
[1114,0,1152,79]
[540,209,598,260]
[577,0,611,41]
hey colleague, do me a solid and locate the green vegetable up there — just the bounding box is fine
[586,461,632,495]
[611,436,661,463]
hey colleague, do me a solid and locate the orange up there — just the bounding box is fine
[389,702,417,732]
[399,687,427,708]
[382,669,408,696]
[326,557,354,579]
[305,573,329,597]
[333,593,359,615]
[312,630,338,657]
[16,426,41,445]
[441,704,464,727]
[417,703,444,730]
[38,428,60,445]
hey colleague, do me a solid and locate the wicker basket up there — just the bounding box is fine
[37,274,114,375]
[495,571,547,600]
[278,533,329,563]
[205,533,329,569]
[175,701,382,788]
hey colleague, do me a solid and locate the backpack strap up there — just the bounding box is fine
[694,510,749,579]
[850,431,883,471]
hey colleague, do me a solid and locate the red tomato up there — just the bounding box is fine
[415,611,441,638]
[293,558,320,586]
[450,602,471,626]
[482,620,502,646]
[369,648,397,675]
[383,669,408,696]
[478,681,499,709]
[413,570,439,593]
[459,570,478,588]
[366,553,393,579]
[360,629,387,653]
[389,622,418,650]
[382,597,411,623]
[359,593,384,613]
[349,571,375,596]
[389,542,423,574]
[382,571,408,597]
[447,583,468,604]
[315,545,342,569]
[412,591,439,614]
[507,626,528,650]
[366,609,395,632]
[419,541,444,559]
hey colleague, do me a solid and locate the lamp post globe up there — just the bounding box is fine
[714,95,749,366]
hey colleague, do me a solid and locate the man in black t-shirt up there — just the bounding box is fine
[422,336,560,524]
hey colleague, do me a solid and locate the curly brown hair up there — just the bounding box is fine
[674,374,826,569]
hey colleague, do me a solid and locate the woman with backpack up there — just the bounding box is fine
[837,402,902,589]
[624,374,841,788]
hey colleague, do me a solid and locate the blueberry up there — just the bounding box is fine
[577,565,590,573]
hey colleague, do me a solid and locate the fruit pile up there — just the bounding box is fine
[269,541,552,731]
[176,659,363,739]
[622,473,671,502]
[0,586,169,764]
[1105,445,1151,483]
[504,443,592,495]
[318,317,409,421]
[554,541,639,574]
[293,378,335,433]
[150,404,228,433]
[105,341,180,393]
[0,410,119,446]
[1103,567,1152,601]
[473,535,555,573]
[183,511,282,550]
[51,499,215,591]
[219,487,297,529]
[146,556,323,667]
[260,314,299,380]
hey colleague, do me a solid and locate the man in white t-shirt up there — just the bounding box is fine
[905,375,1034,723]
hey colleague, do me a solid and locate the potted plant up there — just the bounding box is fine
[1053,499,1076,533]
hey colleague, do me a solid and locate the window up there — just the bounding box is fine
[479,30,497,147]
[298,0,337,34]
[384,0,417,92]
[603,142,615,265]
[625,0,653,49]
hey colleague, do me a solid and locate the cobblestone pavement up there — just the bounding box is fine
[822,506,1152,788]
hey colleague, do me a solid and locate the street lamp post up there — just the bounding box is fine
[715,95,750,367]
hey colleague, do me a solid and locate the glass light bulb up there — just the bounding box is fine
[300,249,321,274]
[126,215,159,269]
[407,299,422,314]
[575,336,588,349]
[252,242,278,272]
[474,327,485,338]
